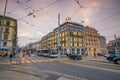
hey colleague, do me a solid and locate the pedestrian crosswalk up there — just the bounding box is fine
[9,58,70,64]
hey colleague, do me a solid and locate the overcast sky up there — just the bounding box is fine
[0,0,120,47]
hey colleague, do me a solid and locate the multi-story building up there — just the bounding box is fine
[84,26,100,56]
[41,22,84,55]
[107,37,120,54]
[99,36,107,54]
[29,41,41,50]
[0,15,17,50]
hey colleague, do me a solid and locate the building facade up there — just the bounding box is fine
[84,26,100,56]
[0,15,17,50]
[41,22,84,55]
[29,41,41,50]
[99,36,107,54]
[107,37,120,54]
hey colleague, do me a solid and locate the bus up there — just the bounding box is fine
[37,49,58,58]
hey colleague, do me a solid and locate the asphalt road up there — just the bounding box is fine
[19,55,120,80]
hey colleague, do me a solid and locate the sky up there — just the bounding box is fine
[0,0,120,47]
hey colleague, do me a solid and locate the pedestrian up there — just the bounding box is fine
[9,54,13,63]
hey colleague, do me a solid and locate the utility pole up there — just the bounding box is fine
[58,13,61,61]
[0,0,8,47]
[81,21,86,56]
[114,34,118,54]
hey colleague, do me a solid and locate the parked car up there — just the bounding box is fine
[68,54,82,60]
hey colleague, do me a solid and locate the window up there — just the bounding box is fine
[74,43,77,47]
[4,28,9,33]
[4,34,8,40]
[89,48,91,51]
[6,20,10,26]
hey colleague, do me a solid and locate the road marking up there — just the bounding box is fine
[31,60,37,62]
[12,61,17,64]
[25,60,31,63]
[63,61,120,73]
[35,60,41,62]
[81,60,120,67]
[21,61,25,64]
[16,61,20,64]
[0,57,70,65]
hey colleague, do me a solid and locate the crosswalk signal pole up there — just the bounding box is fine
[58,13,61,61]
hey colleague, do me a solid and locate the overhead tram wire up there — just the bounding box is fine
[72,0,120,24]
[89,11,120,26]
[7,0,26,14]
[12,2,54,29]
[74,0,120,11]
[14,0,57,30]
[71,0,83,20]
[18,19,50,32]
[98,24,120,32]
[28,1,58,25]
[28,0,58,23]
[17,0,61,28]
[18,0,61,20]
[39,12,57,25]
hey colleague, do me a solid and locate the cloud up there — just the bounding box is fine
[36,31,45,36]
[18,30,30,37]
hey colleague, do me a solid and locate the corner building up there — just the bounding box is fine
[0,15,17,49]
[41,22,84,55]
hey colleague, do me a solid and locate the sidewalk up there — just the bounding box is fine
[0,64,87,80]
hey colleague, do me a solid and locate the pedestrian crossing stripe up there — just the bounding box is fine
[37,60,42,62]
[12,61,17,64]
[25,60,31,63]
[8,58,70,64]
[31,60,37,62]
[20,61,25,64]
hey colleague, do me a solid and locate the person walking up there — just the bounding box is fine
[9,53,13,63]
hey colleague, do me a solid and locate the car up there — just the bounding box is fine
[113,54,120,64]
[68,53,82,60]
[106,53,120,64]
[106,54,116,61]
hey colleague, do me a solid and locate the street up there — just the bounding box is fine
[0,54,120,80]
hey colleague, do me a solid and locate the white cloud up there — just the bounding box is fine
[18,30,30,37]
[36,31,45,36]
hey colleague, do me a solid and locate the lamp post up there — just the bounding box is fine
[58,13,61,61]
